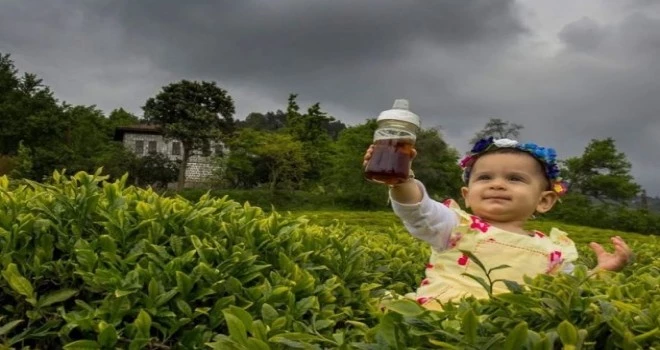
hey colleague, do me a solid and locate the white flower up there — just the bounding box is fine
[493,138,519,148]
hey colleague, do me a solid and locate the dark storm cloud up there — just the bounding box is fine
[95,0,527,130]
[106,0,524,79]
[558,17,606,52]
[551,10,660,196]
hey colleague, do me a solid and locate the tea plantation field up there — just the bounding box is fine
[0,172,658,349]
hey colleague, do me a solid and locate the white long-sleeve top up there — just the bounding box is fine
[389,180,576,274]
[389,180,457,252]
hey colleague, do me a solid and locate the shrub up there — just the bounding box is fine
[0,170,658,349]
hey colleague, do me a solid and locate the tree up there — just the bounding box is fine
[413,128,463,199]
[63,105,113,173]
[284,94,337,184]
[107,108,140,130]
[0,53,67,159]
[239,111,287,131]
[563,138,640,203]
[0,53,25,154]
[0,53,77,180]
[222,128,308,190]
[142,80,236,190]
[324,119,382,206]
[471,118,523,143]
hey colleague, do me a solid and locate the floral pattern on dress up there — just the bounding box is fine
[470,216,490,233]
[547,250,564,273]
[457,253,469,266]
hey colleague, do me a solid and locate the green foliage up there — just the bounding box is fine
[284,94,338,183]
[322,119,386,208]
[131,153,180,189]
[107,108,140,131]
[542,193,660,235]
[221,129,309,191]
[563,138,641,203]
[9,141,34,180]
[0,171,658,349]
[413,128,463,200]
[238,111,287,132]
[175,188,393,212]
[0,53,137,183]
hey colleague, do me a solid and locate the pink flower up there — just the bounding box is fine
[547,250,564,273]
[460,155,474,168]
[420,278,430,286]
[535,231,545,238]
[425,263,434,269]
[442,199,452,207]
[458,253,469,266]
[549,250,562,262]
[470,216,490,233]
[416,297,430,305]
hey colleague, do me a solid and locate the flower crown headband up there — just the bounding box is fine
[459,137,568,196]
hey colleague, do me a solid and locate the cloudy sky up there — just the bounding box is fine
[2,0,659,194]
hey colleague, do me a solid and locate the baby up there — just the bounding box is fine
[364,137,632,310]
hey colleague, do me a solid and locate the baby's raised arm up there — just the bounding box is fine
[363,145,457,251]
[389,180,458,252]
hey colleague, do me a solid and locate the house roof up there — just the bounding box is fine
[114,124,163,141]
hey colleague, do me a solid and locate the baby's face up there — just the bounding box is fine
[462,152,551,223]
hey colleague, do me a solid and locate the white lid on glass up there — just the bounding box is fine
[376,99,421,128]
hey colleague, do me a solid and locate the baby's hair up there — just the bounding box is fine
[467,148,552,190]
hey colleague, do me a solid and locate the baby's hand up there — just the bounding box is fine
[362,144,418,167]
[362,144,375,167]
[590,236,632,272]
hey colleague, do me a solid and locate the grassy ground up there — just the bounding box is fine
[288,210,655,243]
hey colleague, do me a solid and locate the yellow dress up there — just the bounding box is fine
[408,199,578,311]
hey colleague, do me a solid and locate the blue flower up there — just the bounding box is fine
[520,143,537,151]
[534,148,545,159]
[471,137,493,153]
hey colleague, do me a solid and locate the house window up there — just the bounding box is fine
[148,141,157,154]
[172,142,181,156]
[135,140,144,155]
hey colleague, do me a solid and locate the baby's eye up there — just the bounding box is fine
[476,174,491,181]
[509,175,524,182]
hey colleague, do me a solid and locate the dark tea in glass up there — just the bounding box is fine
[364,98,420,185]
[364,138,415,185]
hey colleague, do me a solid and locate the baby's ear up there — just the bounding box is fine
[536,191,559,213]
[461,186,470,208]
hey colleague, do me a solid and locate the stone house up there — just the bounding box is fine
[114,124,225,187]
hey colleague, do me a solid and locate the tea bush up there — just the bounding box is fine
[0,171,658,349]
